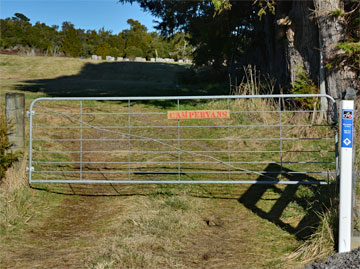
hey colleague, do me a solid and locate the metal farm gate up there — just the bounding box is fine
[28,94,337,185]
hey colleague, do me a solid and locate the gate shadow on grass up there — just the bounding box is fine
[30,182,161,196]
[238,163,335,241]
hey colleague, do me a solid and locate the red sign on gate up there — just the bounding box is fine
[167,110,230,120]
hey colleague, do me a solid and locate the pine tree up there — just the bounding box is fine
[62,26,81,57]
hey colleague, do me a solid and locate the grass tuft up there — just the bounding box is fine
[87,194,198,268]
[284,196,338,266]
[0,156,31,234]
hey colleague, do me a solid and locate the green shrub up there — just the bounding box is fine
[290,67,319,110]
[94,42,111,58]
[0,110,19,179]
[125,46,143,60]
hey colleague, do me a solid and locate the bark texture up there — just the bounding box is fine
[250,0,356,102]
[313,0,352,100]
[251,1,320,90]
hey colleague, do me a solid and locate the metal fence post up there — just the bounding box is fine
[339,88,356,253]
[5,93,25,152]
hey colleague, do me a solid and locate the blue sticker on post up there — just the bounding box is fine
[341,109,353,148]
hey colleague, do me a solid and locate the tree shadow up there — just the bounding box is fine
[14,61,228,108]
[238,163,335,241]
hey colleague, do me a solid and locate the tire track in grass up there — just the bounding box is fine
[1,192,122,268]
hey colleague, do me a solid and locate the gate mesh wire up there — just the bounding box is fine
[29,96,336,184]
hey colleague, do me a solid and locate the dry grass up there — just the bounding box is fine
[0,156,31,234]
[1,156,27,191]
[85,188,302,268]
[230,65,276,96]
[284,203,337,266]
[87,194,201,268]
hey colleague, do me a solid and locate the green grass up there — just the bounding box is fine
[0,54,227,100]
[0,158,63,236]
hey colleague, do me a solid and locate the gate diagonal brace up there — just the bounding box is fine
[33,105,280,182]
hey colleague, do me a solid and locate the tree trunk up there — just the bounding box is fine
[283,1,320,87]
[255,1,320,91]
[313,0,356,101]
[272,0,356,116]
[240,0,356,106]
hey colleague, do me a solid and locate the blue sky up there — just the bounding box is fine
[0,0,159,34]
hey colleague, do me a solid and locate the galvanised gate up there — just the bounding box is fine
[28,94,337,185]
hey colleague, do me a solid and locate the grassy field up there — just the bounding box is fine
[0,54,227,100]
[0,54,354,268]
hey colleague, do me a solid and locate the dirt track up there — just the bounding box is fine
[1,194,116,268]
[0,183,300,268]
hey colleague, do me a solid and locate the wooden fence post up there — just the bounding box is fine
[5,93,25,152]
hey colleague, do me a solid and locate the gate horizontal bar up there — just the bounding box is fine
[32,170,331,174]
[133,172,186,175]
[32,137,333,142]
[32,124,332,129]
[30,179,329,185]
[34,110,332,115]
[33,161,335,165]
[32,150,335,154]
[29,93,336,102]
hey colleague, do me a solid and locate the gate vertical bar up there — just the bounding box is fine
[28,103,34,184]
[80,100,83,180]
[227,99,231,180]
[339,99,354,253]
[128,100,131,180]
[177,99,181,181]
[279,98,283,179]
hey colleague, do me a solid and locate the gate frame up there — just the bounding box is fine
[28,94,337,186]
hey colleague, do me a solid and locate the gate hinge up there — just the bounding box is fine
[26,167,34,172]
[26,111,35,117]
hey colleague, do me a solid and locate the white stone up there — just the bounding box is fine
[135,57,146,62]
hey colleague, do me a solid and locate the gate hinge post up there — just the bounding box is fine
[26,167,34,172]
[26,111,35,117]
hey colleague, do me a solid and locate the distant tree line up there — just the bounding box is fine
[0,13,193,60]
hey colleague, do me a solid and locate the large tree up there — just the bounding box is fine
[61,22,82,57]
[245,0,359,105]
[122,0,359,102]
